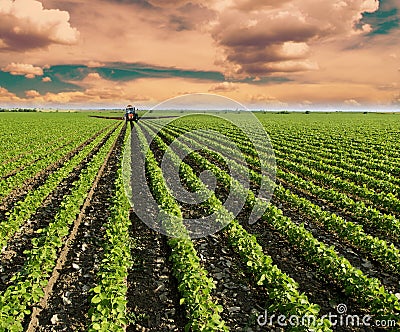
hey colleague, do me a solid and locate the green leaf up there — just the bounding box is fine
[91,295,102,304]
[92,323,101,330]
[93,285,102,294]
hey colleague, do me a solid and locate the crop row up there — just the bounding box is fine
[88,128,132,331]
[256,118,400,165]
[0,136,71,179]
[273,144,399,196]
[276,170,400,238]
[246,123,400,183]
[164,122,400,256]
[0,114,111,169]
[276,156,400,214]
[201,123,400,216]
[267,135,400,190]
[272,133,400,171]
[168,116,400,194]
[0,126,115,202]
[0,124,122,331]
[276,135,400,177]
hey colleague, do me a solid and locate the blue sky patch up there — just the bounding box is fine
[0,62,291,97]
[0,70,83,98]
[360,0,399,35]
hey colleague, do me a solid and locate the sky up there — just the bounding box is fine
[0,0,399,110]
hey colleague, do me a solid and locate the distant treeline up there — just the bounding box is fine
[0,108,38,112]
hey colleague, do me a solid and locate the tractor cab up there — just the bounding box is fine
[124,104,139,122]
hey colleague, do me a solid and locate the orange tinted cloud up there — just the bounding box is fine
[25,89,41,98]
[0,86,21,102]
[0,0,397,108]
[209,82,239,92]
[212,0,381,77]
[233,0,292,11]
[2,62,43,78]
[0,0,79,51]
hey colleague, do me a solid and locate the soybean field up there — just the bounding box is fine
[0,111,399,331]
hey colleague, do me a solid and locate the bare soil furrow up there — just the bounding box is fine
[126,212,187,332]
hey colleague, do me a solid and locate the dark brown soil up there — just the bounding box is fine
[126,212,187,331]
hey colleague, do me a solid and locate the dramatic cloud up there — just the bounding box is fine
[126,0,206,9]
[0,0,79,51]
[102,0,215,31]
[0,0,398,107]
[2,62,43,78]
[212,0,381,77]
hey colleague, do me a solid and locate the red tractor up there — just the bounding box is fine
[124,105,139,123]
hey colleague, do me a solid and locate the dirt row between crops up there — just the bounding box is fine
[207,147,400,315]
[4,120,394,331]
[0,124,120,294]
[33,124,188,332]
[278,165,400,219]
[144,125,284,331]
[126,211,187,332]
